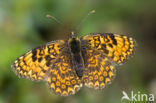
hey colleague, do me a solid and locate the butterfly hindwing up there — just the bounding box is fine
[12,40,65,81]
[47,51,82,96]
[81,47,116,89]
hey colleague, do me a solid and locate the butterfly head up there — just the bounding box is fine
[68,31,80,53]
[70,31,77,38]
[68,31,79,43]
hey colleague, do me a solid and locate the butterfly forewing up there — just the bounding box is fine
[12,40,65,81]
[80,33,136,64]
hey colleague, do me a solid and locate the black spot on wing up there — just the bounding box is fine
[38,57,43,62]
[108,44,113,48]
[101,44,109,54]
[32,49,37,62]
[109,33,117,45]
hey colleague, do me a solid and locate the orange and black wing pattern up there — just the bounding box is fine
[11,40,65,81]
[82,48,115,89]
[11,32,136,96]
[81,33,136,64]
[47,52,82,96]
[81,33,136,89]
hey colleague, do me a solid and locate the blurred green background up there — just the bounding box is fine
[0,0,156,103]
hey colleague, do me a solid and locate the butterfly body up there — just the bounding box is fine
[68,34,84,78]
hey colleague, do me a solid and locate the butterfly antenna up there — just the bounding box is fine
[46,14,63,25]
[75,10,95,31]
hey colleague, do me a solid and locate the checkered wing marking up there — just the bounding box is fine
[82,48,116,89]
[12,40,65,81]
[47,52,82,96]
[81,33,136,64]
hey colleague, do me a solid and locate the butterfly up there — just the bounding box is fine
[12,32,136,96]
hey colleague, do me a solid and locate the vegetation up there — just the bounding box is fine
[0,0,156,103]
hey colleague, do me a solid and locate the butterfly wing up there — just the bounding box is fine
[80,33,136,89]
[81,47,116,89]
[12,40,65,81]
[47,51,82,96]
[81,33,136,64]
